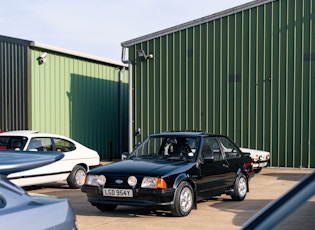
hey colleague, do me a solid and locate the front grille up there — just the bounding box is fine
[105,175,143,189]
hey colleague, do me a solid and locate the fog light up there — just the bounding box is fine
[128,176,137,187]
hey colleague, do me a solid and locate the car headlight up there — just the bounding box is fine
[141,177,167,189]
[253,155,259,162]
[85,175,106,186]
[128,176,137,187]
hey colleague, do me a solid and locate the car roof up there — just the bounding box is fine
[150,131,225,138]
[0,130,40,135]
[0,130,73,141]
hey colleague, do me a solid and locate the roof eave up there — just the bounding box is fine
[31,41,127,68]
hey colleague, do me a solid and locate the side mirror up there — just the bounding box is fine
[121,152,130,160]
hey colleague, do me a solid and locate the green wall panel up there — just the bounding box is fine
[30,49,128,159]
[129,0,315,168]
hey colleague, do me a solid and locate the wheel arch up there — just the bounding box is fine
[236,168,250,192]
[67,164,88,189]
[172,173,197,209]
[74,163,88,171]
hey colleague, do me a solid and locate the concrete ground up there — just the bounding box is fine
[27,167,315,230]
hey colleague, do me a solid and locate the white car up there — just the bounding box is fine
[0,130,100,188]
[240,148,270,173]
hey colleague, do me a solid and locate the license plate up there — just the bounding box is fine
[103,188,133,197]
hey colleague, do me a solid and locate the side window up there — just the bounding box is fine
[217,137,240,159]
[204,137,223,160]
[201,141,213,159]
[53,138,76,152]
[28,138,52,151]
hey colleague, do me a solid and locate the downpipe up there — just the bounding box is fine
[121,46,133,153]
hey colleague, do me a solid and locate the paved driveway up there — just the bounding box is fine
[26,167,315,230]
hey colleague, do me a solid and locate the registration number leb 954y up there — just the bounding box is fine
[103,188,133,197]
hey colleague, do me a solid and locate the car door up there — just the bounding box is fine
[22,137,77,181]
[217,136,243,187]
[196,137,231,200]
[21,137,54,178]
[18,137,59,185]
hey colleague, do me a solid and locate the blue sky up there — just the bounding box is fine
[1,0,253,61]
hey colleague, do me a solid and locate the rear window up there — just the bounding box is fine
[0,136,28,150]
[53,138,76,152]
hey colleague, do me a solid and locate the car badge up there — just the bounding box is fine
[115,179,123,184]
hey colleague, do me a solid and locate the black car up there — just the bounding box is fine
[81,131,254,217]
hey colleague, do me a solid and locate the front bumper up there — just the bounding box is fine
[253,160,270,169]
[81,185,176,210]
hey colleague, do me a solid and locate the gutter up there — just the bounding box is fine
[121,46,133,153]
[31,41,127,68]
[118,67,125,156]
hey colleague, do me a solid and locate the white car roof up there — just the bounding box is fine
[0,130,74,142]
[0,130,40,135]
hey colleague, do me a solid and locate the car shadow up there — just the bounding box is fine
[208,197,315,229]
[23,182,71,191]
[262,172,313,182]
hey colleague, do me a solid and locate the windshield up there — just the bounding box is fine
[0,136,28,150]
[130,136,200,161]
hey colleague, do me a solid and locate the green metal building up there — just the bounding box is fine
[121,0,315,168]
[0,35,128,159]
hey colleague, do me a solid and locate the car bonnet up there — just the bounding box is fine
[0,151,64,175]
[89,159,192,177]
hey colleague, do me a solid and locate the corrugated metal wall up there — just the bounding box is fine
[0,35,30,130]
[129,0,315,168]
[30,48,128,159]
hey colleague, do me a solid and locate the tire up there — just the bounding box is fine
[231,173,248,201]
[67,165,87,189]
[95,204,117,212]
[171,181,194,217]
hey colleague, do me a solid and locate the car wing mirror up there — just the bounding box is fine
[121,152,130,160]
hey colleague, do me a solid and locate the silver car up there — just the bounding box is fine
[0,150,77,230]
